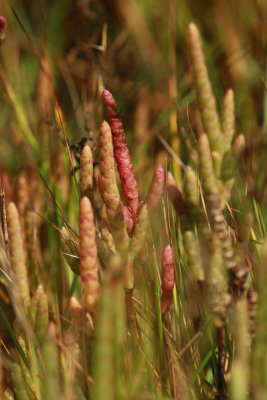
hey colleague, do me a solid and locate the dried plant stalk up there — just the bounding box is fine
[7,202,30,308]
[79,196,100,315]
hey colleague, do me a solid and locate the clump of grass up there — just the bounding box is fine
[0,5,266,400]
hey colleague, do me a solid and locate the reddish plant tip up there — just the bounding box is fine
[102,90,118,119]
[161,245,175,315]
[0,16,7,47]
[145,165,165,211]
[102,90,139,217]
[0,16,7,31]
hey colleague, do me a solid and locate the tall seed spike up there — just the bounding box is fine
[222,88,235,152]
[99,120,129,254]
[102,90,139,217]
[7,202,30,308]
[79,144,94,196]
[145,165,165,211]
[188,23,222,154]
[79,196,100,315]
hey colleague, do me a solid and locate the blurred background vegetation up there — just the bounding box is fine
[1,0,266,193]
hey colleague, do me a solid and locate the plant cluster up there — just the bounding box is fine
[0,9,266,400]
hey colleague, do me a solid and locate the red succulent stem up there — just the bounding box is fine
[102,90,139,219]
[161,245,175,314]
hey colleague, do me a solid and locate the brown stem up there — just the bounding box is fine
[216,326,225,399]
[0,181,9,258]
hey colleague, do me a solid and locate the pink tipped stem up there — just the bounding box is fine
[145,165,165,211]
[161,245,175,314]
